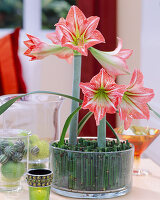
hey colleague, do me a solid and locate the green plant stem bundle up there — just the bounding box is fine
[69,55,82,145]
[51,141,133,192]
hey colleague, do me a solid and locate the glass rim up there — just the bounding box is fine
[0,93,64,104]
[0,128,31,139]
[115,126,160,137]
[117,132,159,137]
[50,137,135,154]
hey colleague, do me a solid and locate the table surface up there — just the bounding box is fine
[0,158,160,200]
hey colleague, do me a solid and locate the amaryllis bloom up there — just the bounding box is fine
[118,69,154,130]
[55,5,105,56]
[89,37,133,78]
[24,34,73,63]
[80,69,126,126]
[24,34,51,61]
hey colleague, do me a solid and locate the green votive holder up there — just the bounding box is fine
[26,169,53,200]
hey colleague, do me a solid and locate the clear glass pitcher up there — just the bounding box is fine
[0,94,64,169]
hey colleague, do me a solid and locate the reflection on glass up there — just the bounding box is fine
[0,0,23,28]
[42,0,76,29]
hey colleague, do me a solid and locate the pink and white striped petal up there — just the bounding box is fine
[82,16,100,38]
[118,69,154,129]
[89,37,133,78]
[66,5,86,30]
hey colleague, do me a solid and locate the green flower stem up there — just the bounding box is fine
[148,104,160,119]
[69,55,82,145]
[59,105,82,147]
[78,112,93,135]
[98,115,106,148]
[32,45,72,56]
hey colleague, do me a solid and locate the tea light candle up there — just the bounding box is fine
[26,169,53,200]
[29,187,51,200]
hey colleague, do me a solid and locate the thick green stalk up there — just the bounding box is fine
[98,115,106,148]
[69,55,82,145]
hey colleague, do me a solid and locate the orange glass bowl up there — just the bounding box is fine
[115,126,159,176]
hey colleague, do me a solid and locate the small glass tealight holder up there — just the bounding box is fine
[26,169,53,200]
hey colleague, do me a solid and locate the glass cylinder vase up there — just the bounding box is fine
[0,94,64,170]
[49,137,134,199]
[0,129,29,192]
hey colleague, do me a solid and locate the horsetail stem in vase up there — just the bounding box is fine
[98,115,106,148]
[106,119,120,143]
[69,54,82,145]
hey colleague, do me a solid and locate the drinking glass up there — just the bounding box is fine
[116,126,159,175]
[0,129,29,191]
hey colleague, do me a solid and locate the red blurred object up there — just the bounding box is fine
[0,28,27,95]
[77,0,117,138]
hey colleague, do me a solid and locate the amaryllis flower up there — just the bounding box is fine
[24,34,50,61]
[118,69,154,130]
[24,34,73,63]
[89,37,133,78]
[55,5,105,56]
[80,69,126,126]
